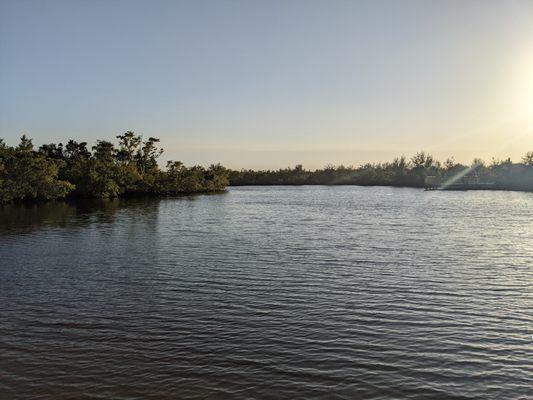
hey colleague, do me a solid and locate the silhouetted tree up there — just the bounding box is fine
[229,152,533,191]
[523,151,533,166]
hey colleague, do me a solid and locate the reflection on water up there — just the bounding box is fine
[0,187,532,399]
[0,198,163,235]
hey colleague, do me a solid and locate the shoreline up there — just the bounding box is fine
[228,183,533,193]
[4,184,533,206]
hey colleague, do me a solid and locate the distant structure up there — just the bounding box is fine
[425,168,496,191]
[424,175,440,190]
[460,170,480,185]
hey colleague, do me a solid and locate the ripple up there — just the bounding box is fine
[1,187,532,399]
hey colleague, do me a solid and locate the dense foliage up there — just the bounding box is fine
[0,132,229,203]
[229,152,533,191]
[2,136,532,203]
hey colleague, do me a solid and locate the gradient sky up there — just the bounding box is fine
[1,0,533,169]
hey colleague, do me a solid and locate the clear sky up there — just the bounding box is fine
[1,0,533,169]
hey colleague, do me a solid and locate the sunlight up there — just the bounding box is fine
[513,51,533,124]
[439,161,483,190]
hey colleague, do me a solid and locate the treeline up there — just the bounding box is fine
[229,151,533,191]
[0,132,229,203]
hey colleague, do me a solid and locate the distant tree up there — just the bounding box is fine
[471,158,485,167]
[522,151,533,166]
[444,157,457,171]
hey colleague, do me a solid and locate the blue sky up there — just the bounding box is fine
[1,0,533,168]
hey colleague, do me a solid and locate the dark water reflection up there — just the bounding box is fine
[1,187,532,399]
[0,198,162,235]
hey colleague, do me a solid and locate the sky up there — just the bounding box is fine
[1,0,533,169]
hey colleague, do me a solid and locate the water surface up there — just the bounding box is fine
[1,187,532,399]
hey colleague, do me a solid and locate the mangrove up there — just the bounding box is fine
[0,132,229,203]
[229,152,533,191]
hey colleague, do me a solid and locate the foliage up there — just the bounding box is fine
[229,151,533,191]
[0,132,229,203]
[3,132,532,203]
[0,136,74,203]
[523,151,533,166]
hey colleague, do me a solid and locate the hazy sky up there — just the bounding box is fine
[1,0,533,169]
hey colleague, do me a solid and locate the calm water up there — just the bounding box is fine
[1,186,532,399]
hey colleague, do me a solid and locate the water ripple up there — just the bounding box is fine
[1,187,532,399]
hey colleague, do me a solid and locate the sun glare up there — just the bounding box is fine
[517,52,533,123]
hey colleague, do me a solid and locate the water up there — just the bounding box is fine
[1,186,532,399]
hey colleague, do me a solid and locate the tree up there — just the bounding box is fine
[136,137,163,174]
[522,151,533,166]
[17,135,34,152]
[39,143,64,159]
[65,140,91,159]
[115,132,143,192]
[206,163,229,191]
[88,140,120,197]
[0,136,74,202]
[116,131,142,162]
[0,133,231,203]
